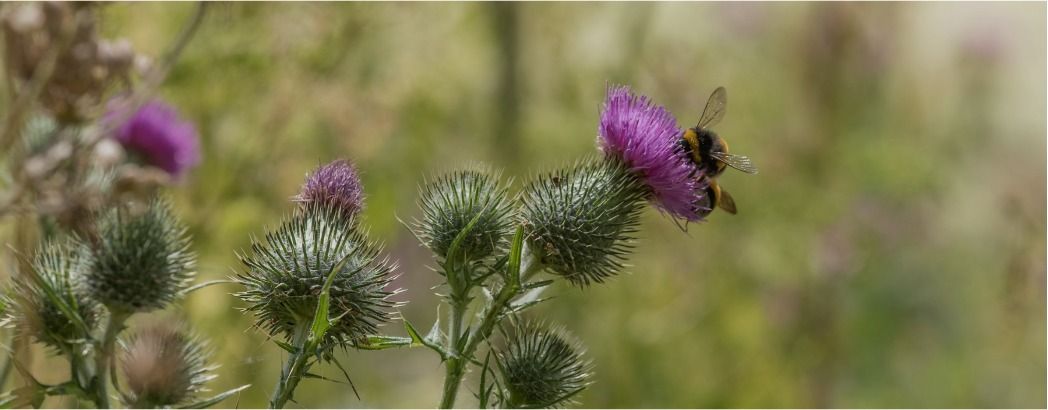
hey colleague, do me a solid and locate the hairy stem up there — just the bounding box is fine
[438,243,542,408]
[92,310,129,409]
[269,322,311,409]
[439,297,468,409]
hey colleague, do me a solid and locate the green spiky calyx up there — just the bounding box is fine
[236,205,400,350]
[120,324,214,408]
[520,158,647,286]
[415,167,515,262]
[5,238,98,353]
[82,198,195,313]
[495,322,592,409]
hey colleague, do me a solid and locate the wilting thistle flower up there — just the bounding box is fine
[3,238,98,353]
[598,85,705,221]
[494,322,592,408]
[520,158,647,286]
[119,323,214,408]
[236,205,399,349]
[106,99,201,178]
[2,2,135,121]
[295,159,365,219]
[415,168,514,261]
[82,198,195,313]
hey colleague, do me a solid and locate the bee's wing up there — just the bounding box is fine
[710,151,758,174]
[696,86,727,129]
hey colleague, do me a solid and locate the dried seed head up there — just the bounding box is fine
[1,3,137,122]
[120,323,214,408]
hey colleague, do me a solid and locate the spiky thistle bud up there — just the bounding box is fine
[235,204,400,350]
[119,323,214,408]
[494,321,592,409]
[519,158,647,286]
[82,198,195,313]
[415,167,514,261]
[295,159,365,220]
[3,238,98,353]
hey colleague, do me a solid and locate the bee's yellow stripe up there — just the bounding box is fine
[682,129,702,164]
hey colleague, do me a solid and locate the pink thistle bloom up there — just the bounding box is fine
[296,159,365,218]
[598,85,705,221]
[107,99,201,178]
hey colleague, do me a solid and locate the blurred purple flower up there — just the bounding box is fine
[107,99,200,178]
[296,159,365,217]
[598,85,704,221]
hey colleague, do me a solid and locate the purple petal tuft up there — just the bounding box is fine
[107,99,201,178]
[297,159,365,217]
[598,85,704,221]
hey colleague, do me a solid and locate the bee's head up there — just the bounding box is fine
[677,137,692,155]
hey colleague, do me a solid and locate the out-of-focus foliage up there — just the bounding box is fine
[3,2,1044,408]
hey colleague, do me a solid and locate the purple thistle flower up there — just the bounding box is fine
[296,159,365,217]
[598,85,705,221]
[107,99,201,178]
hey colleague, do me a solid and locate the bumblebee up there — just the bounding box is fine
[679,86,757,215]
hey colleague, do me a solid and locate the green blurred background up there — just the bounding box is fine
[18,2,1048,408]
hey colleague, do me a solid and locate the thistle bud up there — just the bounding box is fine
[295,159,365,220]
[520,158,647,286]
[82,198,195,313]
[494,322,592,408]
[3,238,98,353]
[119,323,214,408]
[236,204,400,349]
[415,167,514,261]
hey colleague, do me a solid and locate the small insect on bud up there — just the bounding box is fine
[520,158,647,286]
[415,167,514,262]
[294,159,365,220]
[236,204,400,350]
[119,323,214,408]
[3,238,98,354]
[82,197,195,314]
[494,322,592,409]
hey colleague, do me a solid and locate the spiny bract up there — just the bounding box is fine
[82,198,195,313]
[415,167,514,262]
[4,238,98,353]
[236,204,400,350]
[495,321,592,409]
[520,158,647,286]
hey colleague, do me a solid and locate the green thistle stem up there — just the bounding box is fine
[438,243,542,409]
[93,310,129,409]
[439,297,468,409]
[269,322,311,409]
